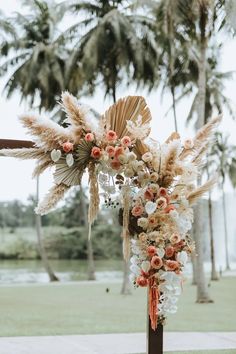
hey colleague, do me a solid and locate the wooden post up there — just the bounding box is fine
[147,289,163,354]
[0,139,34,149]
[147,319,163,354]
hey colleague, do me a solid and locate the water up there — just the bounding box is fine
[0,259,124,284]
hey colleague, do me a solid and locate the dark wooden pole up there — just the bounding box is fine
[0,139,34,149]
[147,320,163,354]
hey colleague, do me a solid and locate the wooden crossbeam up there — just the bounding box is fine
[0,139,34,149]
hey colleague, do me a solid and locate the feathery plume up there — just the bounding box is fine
[0,147,46,160]
[32,160,54,178]
[35,183,69,215]
[165,132,180,144]
[88,163,100,224]
[20,114,73,150]
[187,176,217,205]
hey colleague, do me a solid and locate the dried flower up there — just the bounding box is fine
[62,142,74,153]
[142,152,153,163]
[156,197,167,209]
[184,139,194,149]
[121,136,131,147]
[91,147,101,159]
[131,205,144,217]
[150,172,159,182]
[106,130,117,141]
[151,256,163,269]
[147,245,156,257]
[106,145,115,157]
[85,133,94,142]
[170,233,181,244]
[165,260,179,271]
[136,276,148,287]
[165,246,175,258]
[137,217,149,229]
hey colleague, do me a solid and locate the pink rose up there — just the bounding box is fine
[114,146,124,158]
[62,142,73,153]
[110,160,121,170]
[106,130,117,141]
[147,245,156,257]
[144,189,154,201]
[159,187,167,197]
[131,205,144,217]
[136,276,148,287]
[151,256,163,269]
[85,133,94,142]
[106,145,115,157]
[165,260,179,271]
[91,146,101,159]
[165,246,175,258]
[121,136,131,147]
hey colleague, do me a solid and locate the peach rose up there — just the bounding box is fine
[165,246,175,258]
[159,187,167,197]
[85,133,94,142]
[106,130,117,141]
[170,233,181,244]
[144,189,154,201]
[114,146,124,158]
[91,146,101,159]
[62,142,73,153]
[184,138,194,149]
[131,205,144,217]
[164,205,175,213]
[110,160,121,170]
[121,136,131,147]
[156,197,167,209]
[106,145,115,157]
[165,260,179,271]
[148,216,158,227]
[136,276,148,287]
[150,172,159,182]
[147,245,156,257]
[151,256,163,269]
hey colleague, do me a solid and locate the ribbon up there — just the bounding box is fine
[148,277,159,331]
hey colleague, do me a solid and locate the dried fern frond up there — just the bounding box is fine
[165,132,180,144]
[187,177,217,205]
[88,163,100,224]
[0,147,45,160]
[35,183,69,215]
[101,96,152,139]
[20,114,73,150]
[61,92,88,143]
[180,115,222,160]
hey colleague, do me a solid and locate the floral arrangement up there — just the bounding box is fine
[1,93,221,329]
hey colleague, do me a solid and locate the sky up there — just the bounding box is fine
[0,1,236,202]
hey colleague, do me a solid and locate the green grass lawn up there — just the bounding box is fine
[0,277,235,337]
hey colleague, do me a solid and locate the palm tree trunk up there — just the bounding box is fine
[79,187,96,280]
[194,35,212,302]
[36,176,59,282]
[121,259,132,295]
[208,193,219,280]
[171,86,178,132]
[222,182,230,270]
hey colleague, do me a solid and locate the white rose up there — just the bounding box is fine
[142,152,153,163]
[118,154,128,164]
[177,251,188,265]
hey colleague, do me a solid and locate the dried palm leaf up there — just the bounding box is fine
[187,177,217,205]
[133,139,149,159]
[35,183,69,215]
[54,160,83,186]
[75,140,93,169]
[101,96,152,139]
[20,114,73,150]
[0,147,45,160]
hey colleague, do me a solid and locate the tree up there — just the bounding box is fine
[210,132,236,270]
[62,0,158,103]
[0,0,68,281]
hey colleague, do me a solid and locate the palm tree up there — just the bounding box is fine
[210,133,236,271]
[61,0,158,103]
[0,0,69,281]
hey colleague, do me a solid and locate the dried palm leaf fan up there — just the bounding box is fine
[101,96,152,157]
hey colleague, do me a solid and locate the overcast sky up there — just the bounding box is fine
[0,1,235,202]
